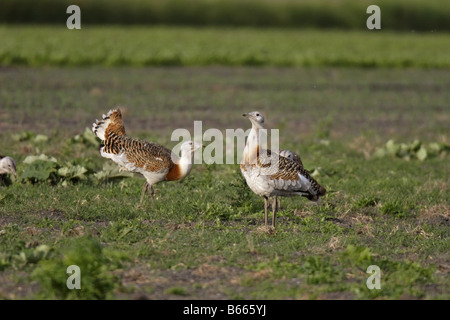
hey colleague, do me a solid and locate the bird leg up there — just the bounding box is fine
[264,196,269,226]
[140,182,155,207]
[148,184,155,204]
[140,181,148,206]
[272,196,278,228]
[277,196,282,210]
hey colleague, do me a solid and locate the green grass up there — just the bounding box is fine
[0,26,449,68]
[0,67,449,299]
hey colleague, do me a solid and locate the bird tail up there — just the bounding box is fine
[318,185,327,197]
[92,109,126,141]
[305,184,327,202]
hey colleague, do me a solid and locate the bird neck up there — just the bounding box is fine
[177,150,195,180]
[243,124,264,164]
[166,150,194,181]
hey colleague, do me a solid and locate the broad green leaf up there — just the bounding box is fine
[82,127,100,147]
[23,154,58,164]
[21,160,59,182]
[416,147,427,161]
[385,139,399,155]
[411,139,421,151]
[373,148,386,158]
[11,131,35,142]
[93,162,133,182]
[34,134,49,143]
[58,163,88,181]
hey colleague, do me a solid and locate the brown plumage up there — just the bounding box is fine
[257,148,325,200]
[280,149,303,167]
[241,111,326,227]
[92,108,202,205]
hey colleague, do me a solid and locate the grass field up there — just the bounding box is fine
[0,66,448,299]
[1,26,450,68]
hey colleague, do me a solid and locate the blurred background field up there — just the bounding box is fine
[1,27,449,68]
[1,0,450,31]
[0,0,449,300]
[1,0,449,67]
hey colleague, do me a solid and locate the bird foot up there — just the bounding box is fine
[256,225,275,235]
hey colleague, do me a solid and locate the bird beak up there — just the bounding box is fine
[242,113,249,118]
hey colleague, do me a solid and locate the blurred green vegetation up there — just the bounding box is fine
[1,26,449,68]
[1,0,449,31]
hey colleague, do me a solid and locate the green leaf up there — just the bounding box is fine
[33,134,49,143]
[398,143,410,158]
[93,162,133,183]
[385,139,399,155]
[410,139,421,151]
[373,148,386,158]
[416,147,427,161]
[310,169,320,179]
[81,127,100,147]
[21,160,59,182]
[23,154,58,164]
[58,163,88,181]
[27,245,52,264]
[11,131,35,142]
[71,128,100,147]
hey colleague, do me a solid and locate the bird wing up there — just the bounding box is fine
[103,136,174,174]
[292,152,304,167]
[257,149,324,197]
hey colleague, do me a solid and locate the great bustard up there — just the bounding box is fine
[240,111,326,228]
[92,109,202,205]
[0,155,16,184]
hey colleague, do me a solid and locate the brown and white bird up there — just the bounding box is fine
[0,155,16,183]
[92,109,202,205]
[240,111,326,228]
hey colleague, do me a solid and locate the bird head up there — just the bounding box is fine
[279,150,294,161]
[0,156,17,177]
[180,141,203,154]
[242,111,265,128]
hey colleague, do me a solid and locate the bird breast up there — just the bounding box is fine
[241,164,275,197]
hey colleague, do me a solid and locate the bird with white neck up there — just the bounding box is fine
[241,111,326,228]
[92,108,202,206]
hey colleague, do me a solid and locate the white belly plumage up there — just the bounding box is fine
[100,148,170,185]
[101,148,136,171]
[242,167,273,197]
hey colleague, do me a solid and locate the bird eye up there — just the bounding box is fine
[256,113,260,116]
